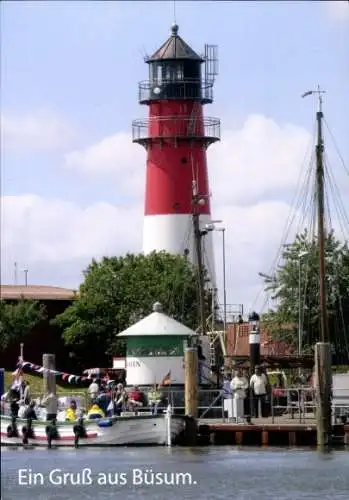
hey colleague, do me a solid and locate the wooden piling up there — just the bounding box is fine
[43,354,56,395]
[314,342,332,446]
[184,346,198,418]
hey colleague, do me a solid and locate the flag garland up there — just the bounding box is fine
[15,360,93,385]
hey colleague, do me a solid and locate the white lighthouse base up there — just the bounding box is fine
[143,213,216,287]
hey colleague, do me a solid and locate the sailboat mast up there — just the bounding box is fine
[192,183,207,335]
[315,92,329,344]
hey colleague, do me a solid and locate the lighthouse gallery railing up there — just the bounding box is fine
[132,116,221,145]
[137,79,214,104]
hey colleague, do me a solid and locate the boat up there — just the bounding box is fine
[0,406,185,447]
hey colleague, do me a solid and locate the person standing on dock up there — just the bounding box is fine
[231,369,248,423]
[42,392,58,421]
[88,379,99,402]
[250,366,268,418]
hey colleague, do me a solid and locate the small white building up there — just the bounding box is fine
[118,302,211,386]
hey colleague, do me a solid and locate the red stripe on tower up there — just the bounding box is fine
[132,24,220,285]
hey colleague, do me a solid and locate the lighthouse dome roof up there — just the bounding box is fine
[147,24,203,62]
[118,302,197,337]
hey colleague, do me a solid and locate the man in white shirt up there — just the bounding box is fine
[231,369,249,423]
[88,379,99,401]
[250,366,268,418]
[42,392,58,421]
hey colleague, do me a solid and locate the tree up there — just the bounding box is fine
[0,300,47,351]
[261,230,349,362]
[54,252,203,366]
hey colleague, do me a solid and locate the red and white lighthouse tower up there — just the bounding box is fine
[132,24,220,285]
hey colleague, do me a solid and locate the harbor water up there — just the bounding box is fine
[1,447,349,499]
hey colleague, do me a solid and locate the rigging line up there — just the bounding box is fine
[179,217,197,322]
[322,173,349,356]
[296,163,317,235]
[252,119,317,310]
[252,162,314,311]
[301,183,317,339]
[324,157,349,240]
[270,150,316,274]
[323,118,349,177]
[327,162,349,236]
[252,158,315,312]
[165,216,193,318]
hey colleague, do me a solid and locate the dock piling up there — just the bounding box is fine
[314,342,332,446]
[43,354,56,395]
[184,346,198,418]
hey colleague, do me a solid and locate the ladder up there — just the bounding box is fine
[187,101,201,137]
[209,341,216,367]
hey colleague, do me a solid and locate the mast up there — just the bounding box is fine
[315,91,329,344]
[302,86,332,446]
[302,87,329,343]
[192,181,207,335]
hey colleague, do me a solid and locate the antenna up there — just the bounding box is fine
[204,44,219,84]
[301,85,326,113]
[173,0,176,24]
[14,262,18,285]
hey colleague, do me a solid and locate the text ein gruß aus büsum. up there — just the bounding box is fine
[18,468,198,486]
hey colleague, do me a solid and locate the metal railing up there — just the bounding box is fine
[132,116,220,145]
[2,388,348,425]
[269,387,349,424]
[137,79,214,104]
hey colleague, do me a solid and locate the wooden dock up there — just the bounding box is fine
[197,417,349,447]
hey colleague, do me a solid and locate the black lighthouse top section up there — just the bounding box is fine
[147,24,204,62]
[138,25,218,105]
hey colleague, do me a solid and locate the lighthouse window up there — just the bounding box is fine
[176,64,184,80]
[157,65,162,84]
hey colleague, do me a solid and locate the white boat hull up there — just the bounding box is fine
[0,414,186,447]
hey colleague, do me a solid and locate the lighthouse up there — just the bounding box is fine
[132,24,220,285]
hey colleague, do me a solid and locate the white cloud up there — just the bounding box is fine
[63,132,145,198]
[1,109,79,152]
[2,113,346,311]
[1,193,290,309]
[1,194,142,263]
[324,1,349,21]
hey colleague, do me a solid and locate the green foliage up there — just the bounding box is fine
[0,300,47,351]
[261,230,349,361]
[54,252,202,366]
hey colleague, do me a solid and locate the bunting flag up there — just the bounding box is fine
[15,360,94,385]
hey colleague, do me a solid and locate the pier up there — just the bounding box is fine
[197,417,349,447]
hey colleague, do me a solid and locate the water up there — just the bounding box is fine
[1,446,349,500]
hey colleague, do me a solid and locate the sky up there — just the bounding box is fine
[1,0,349,315]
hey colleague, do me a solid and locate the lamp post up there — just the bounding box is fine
[298,251,309,357]
[205,223,226,337]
